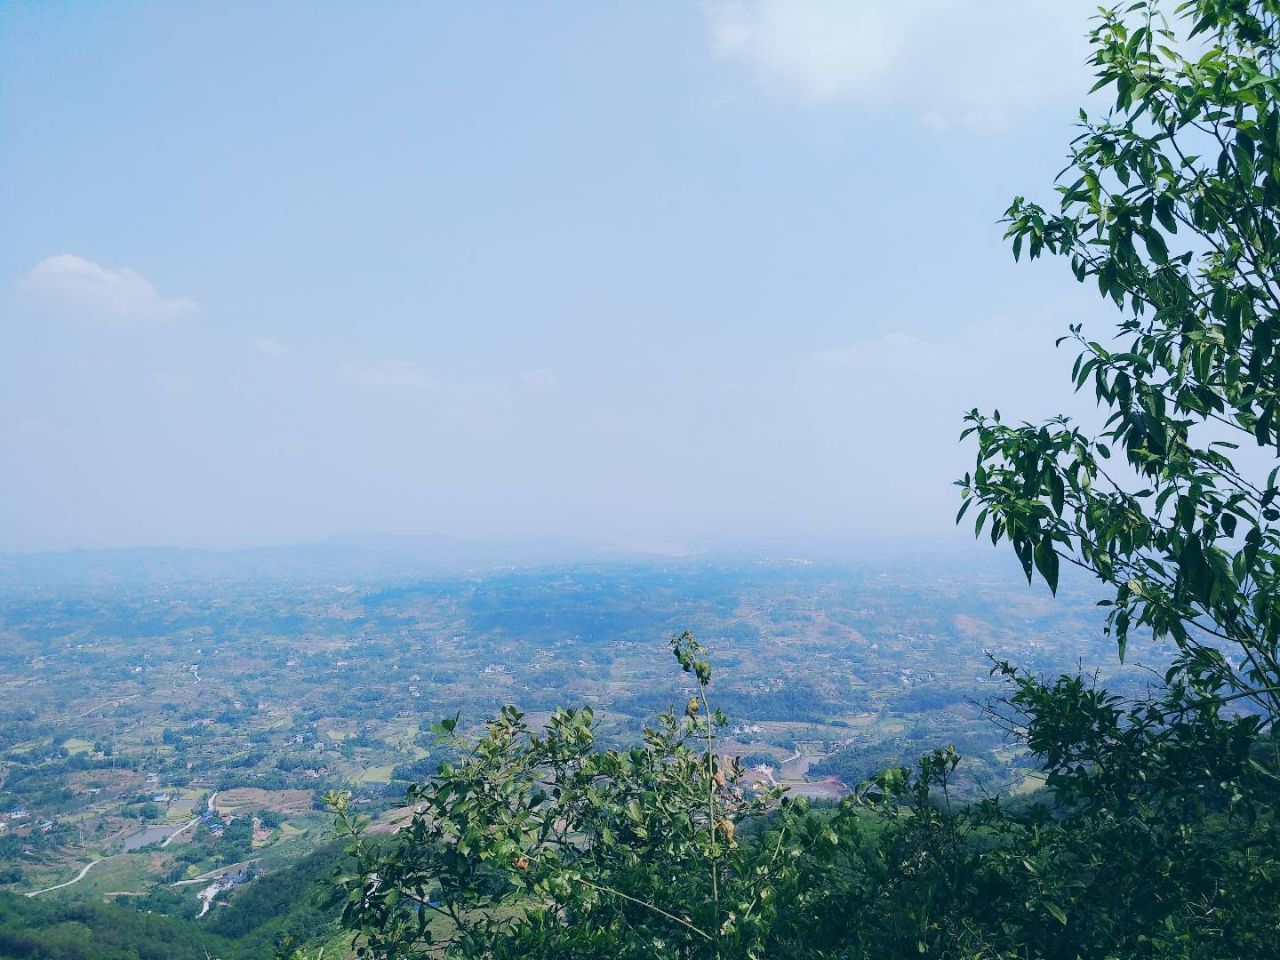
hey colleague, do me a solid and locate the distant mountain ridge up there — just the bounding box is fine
[0,533,1011,590]
[0,535,639,588]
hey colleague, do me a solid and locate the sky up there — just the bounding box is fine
[0,0,1116,555]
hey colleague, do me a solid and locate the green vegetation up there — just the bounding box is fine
[0,843,345,960]
[327,3,1280,957]
[0,558,1122,905]
[328,636,1280,958]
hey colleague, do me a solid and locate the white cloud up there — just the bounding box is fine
[795,313,1094,455]
[807,332,943,376]
[705,0,1096,130]
[18,254,196,323]
[153,371,194,393]
[253,337,286,358]
[520,367,557,390]
[338,361,563,398]
[774,314,1089,531]
[338,360,437,392]
[13,417,64,442]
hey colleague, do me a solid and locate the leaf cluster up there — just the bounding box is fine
[330,634,830,960]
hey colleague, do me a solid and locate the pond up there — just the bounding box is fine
[122,824,172,851]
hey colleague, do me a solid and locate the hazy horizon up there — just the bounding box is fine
[2,1,1106,553]
[0,526,1014,565]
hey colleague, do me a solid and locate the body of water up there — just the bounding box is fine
[121,825,173,851]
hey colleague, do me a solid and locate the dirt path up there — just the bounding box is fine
[25,858,108,897]
[161,791,217,852]
[55,693,141,724]
[161,818,199,848]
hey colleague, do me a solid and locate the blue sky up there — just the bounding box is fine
[0,1,1110,553]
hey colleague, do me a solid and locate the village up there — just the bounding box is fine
[0,558,1168,906]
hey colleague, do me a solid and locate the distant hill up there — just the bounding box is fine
[0,533,1012,591]
[0,534,640,588]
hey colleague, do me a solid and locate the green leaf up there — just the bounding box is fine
[1033,539,1061,595]
[1143,228,1169,263]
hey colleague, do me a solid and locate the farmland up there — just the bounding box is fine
[0,551,1171,912]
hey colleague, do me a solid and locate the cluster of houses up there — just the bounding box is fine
[0,809,55,836]
[897,667,938,686]
[197,862,259,917]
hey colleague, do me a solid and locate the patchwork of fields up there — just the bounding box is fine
[0,556,1170,911]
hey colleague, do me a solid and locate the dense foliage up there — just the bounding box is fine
[329,2,1280,958]
[0,843,345,960]
[330,638,1280,959]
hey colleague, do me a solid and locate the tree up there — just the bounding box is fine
[963,0,1280,720]
[951,0,1280,952]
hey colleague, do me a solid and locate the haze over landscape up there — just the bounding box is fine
[6,3,1280,959]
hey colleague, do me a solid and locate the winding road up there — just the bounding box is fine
[24,791,220,897]
[161,818,198,848]
[25,858,106,897]
[161,790,217,848]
